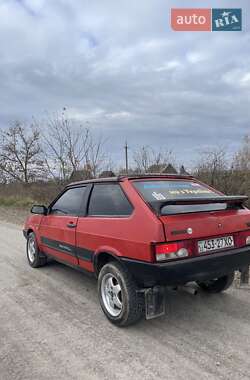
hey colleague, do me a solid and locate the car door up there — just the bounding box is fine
[39,186,87,266]
[76,183,134,271]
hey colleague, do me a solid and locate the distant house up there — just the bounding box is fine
[161,164,178,174]
[99,170,116,178]
[179,165,190,175]
[70,164,189,180]
[147,164,166,173]
[70,164,93,181]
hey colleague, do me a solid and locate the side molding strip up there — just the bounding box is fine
[41,236,94,262]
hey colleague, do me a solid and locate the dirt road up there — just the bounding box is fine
[0,220,250,380]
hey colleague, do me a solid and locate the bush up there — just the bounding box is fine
[0,181,64,209]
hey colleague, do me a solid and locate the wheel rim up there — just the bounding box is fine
[101,273,123,317]
[27,236,36,263]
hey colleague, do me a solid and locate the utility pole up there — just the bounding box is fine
[124,141,128,174]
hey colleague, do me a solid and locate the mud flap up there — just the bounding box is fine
[144,286,165,320]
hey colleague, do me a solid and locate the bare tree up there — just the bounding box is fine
[233,135,250,171]
[41,111,107,181]
[133,145,175,173]
[42,113,90,181]
[0,168,7,184]
[85,134,107,178]
[232,136,250,283]
[230,135,250,198]
[194,147,230,191]
[133,146,152,173]
[194,140,250,197]
[0,122,44,183]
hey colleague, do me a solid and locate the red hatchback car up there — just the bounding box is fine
[23,174,250,326]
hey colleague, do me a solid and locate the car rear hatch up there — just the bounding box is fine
[157,197,250,242]
[132,178,250,243]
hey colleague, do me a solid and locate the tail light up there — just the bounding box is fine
[154,230,250,263]
[155,241,193,262]
[244,230,250,245]
[236,230,250,247]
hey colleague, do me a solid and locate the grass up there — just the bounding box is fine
[0,196,36,209]
[0,182,63,210]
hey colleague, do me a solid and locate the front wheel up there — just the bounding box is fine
[27,232,47,268]
[98,261,144,327]
[197,272,235,293]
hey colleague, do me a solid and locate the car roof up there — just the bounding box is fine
[67,173,194,188]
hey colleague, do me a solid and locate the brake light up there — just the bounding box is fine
[155,241,191,262]
[236,230,250,247]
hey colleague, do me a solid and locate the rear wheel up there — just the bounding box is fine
[27,232,47,268]
[98,261,144,327]
[197,272,235,293]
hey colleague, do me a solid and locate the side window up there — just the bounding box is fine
[50,187,86,216]
[88,184,133,216]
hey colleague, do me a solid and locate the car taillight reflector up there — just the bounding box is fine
[236,230,250,247]
[156,242,179,255]
[155,242,190,262]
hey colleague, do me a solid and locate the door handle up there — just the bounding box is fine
[67,222,77,228]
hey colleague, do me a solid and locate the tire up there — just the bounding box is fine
[26,232,47,268]
[98,261,144,327]
[197,272,235,293]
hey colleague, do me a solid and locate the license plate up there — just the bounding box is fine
[198,235,234,254]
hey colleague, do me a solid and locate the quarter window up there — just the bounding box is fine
[50,187,86,216]
[88,184,133,216]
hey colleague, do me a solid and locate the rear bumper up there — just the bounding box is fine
[121,246,250,287]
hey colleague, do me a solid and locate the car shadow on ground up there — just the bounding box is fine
[38,259,250,334]
[39,258,97,293]
[137,286,250,336]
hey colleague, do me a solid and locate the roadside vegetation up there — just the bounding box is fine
[0,112,249,210]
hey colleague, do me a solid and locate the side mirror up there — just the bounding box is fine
[31,205,48,215]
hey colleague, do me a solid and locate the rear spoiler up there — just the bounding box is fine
[149,195,248,215]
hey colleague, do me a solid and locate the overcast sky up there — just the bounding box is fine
[0,0,249,168]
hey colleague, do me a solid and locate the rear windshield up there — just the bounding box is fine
[133,180,227,215]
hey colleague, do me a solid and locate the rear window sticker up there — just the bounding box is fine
[152,192,166,201]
